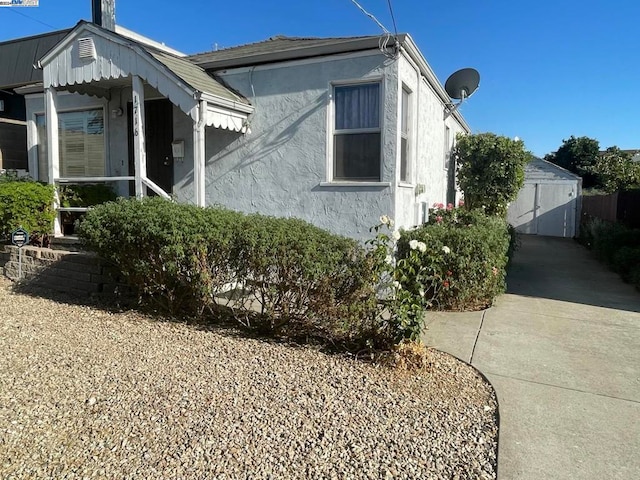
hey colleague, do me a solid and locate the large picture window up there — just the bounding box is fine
[333,82,381,181]
[36,109,105,182]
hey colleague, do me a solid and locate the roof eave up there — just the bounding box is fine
[193,35,407,71]
[400,35,471,133]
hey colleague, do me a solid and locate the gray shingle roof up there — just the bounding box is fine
[149,50,249,105]
[188,34,406,70]
[0,29,71,88]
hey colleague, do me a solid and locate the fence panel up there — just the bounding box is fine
[582,193,618,222]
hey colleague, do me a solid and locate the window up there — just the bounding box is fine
[36,109,105,182]
[333,82,381,181]
[400,86,411,182]
[444,125,451,170]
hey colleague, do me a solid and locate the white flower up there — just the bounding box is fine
[379,215,390,225]
[409,239,419,250]
[392,230,401,241]
[392,281,402,290]
[442,246,451,254]
[419,288,425,297]
[384,255,394,265]
[417,241,427,253]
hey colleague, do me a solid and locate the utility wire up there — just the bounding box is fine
[6,7,58,30]
[349,0,389,34]
[387,0,398,37]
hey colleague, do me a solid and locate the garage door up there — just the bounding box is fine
[508,183,578,237]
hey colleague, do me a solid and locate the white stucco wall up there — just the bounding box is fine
[175,52,400,242]
[394,55,467,232]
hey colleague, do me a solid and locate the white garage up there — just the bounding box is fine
[507,157,582,238]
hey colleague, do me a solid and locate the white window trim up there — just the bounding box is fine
[33,103,109,182]
[444,124,452,171]
[399,84,413,185]
[325,76,385,184]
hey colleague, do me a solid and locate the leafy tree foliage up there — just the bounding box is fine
[583,147,640,193]
[454,133,531,217]
[546,137,640,192]
[544,136,600,187]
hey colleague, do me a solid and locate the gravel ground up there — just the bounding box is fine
[0,277,497,479]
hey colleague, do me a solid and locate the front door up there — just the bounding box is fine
[128,99,174,196]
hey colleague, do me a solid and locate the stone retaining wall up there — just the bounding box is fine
[0,245,128,297]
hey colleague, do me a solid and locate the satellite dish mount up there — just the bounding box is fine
[443,68,480,120]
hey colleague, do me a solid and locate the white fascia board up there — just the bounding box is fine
[401,35,471,133]
[115,25,186,57]
[197,91,254,114]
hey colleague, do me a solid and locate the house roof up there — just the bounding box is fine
[36,21,250,112]
[525,157,582,183]
[0,29,71,89]
[188,34,408,70]
[188,33,471,132]
[149,50,249,106]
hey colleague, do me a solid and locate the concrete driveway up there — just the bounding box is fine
[422,235,640,479]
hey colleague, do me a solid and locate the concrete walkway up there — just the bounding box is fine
[422,235,640,479]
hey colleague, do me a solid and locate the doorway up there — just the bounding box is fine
[127,99,174,196]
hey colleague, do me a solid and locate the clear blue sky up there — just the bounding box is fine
[1,0,638,157]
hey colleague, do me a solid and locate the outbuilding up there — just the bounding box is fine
[507,157,582,238]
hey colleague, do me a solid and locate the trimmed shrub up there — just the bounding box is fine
[397,207,511,311]
[0,179,55,241]
[77,198,384,348]
[581,216,640,288]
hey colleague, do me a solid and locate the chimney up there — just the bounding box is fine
[92,0,116,31]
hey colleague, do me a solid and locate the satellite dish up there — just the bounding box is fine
[445,68,480,100]
[443,68,480,119]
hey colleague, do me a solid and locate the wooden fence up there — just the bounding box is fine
[582,190,640,228]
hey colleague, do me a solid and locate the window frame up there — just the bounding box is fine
[326,78,386,185]
[444,125,452,171]
[399,85,412,184]
[35,105,108,183]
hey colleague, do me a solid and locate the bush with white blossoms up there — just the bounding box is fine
[366,215,445,343]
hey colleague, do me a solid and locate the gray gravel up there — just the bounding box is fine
[0,277,497,479]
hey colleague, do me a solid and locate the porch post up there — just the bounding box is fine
[45,87,62,237]
[132,75,147,199]
[193,100,206,207]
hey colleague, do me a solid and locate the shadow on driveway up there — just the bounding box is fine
[506,234,640,313]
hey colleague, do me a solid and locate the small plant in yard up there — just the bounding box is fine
[366,215,444,344]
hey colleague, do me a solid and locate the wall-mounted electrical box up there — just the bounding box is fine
[171,140,185,160]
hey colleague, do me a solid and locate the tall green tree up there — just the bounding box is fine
[544,136,600,187]
[454,133,531,217]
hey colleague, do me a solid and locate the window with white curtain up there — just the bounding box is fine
[36,109,105,182]
[333,82,381,181]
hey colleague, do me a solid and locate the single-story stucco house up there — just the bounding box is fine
[0,1,470,242]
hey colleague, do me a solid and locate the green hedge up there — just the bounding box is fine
[581,216,640,287]
[77,198,382,347]
[397,208,511,310]
[0,179,55,241]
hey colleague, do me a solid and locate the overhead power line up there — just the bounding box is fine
[387,0,398,37]
[6,7,58,30]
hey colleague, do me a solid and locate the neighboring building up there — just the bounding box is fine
[0,14,470,241]
[508,157,582,238]
[0,30,69,170]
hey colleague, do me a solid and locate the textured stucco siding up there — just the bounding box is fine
[395,55,467,230]
[174,53,400,242]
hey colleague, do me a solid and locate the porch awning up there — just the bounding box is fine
[38,21,253,132]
